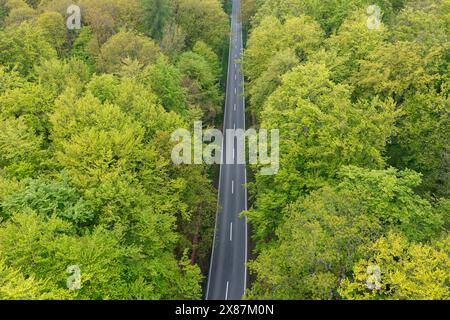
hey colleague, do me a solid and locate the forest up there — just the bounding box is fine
[242,0,449,299]
[0,0,448,300]
[0,0,228,299]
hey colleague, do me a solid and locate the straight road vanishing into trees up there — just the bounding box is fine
[206,0,248,301]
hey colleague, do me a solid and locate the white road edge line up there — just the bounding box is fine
[225,281,229,300]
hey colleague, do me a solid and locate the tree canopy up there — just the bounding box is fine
[0,0,448,301]
[243,0,449,300]
[0,0,228,300]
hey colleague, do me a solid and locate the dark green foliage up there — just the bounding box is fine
[0,0,7,27]
[140,0,172,41]
[70,27,96,71]
[2,176,96,229]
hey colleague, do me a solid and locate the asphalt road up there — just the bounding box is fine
[206,0,247,301]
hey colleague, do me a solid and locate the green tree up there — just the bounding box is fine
[0,66,24,93]
[70,27,96,71]
[0,212,143,299]
[0,117,44,179]
[247,48,298,122]
[86,74,120,103]
[78,0,141,45]
[243,16,282,82]
[173,0,228,50]
[247,63,397,241]
[0,81,55,137]
[250,0,303,26]
[98,30,161,73]
[388,90,449,197]
[33,58,91,95]
[141,57,187,114]
[0,0,8,26]
[36,11,67,55]
[2,176,96,229]
[251,0,360,33]
[391,0,449,50]
[0,22,57,76]
[242,0,448,302]
[244,15,323,86]
[0,259,71,299]
[354,41,436,102]
[313,9,387,84]
[4,0,37,27]
[140,0,172,41]
[240,0,257,32]
[192,41,221,79]
[177,51,222,122]
[339,232,450,300]
[175,165,216,270]
[246,166,445,299]
[160,22,186,57]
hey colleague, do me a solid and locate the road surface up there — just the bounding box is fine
[206,0,247,301]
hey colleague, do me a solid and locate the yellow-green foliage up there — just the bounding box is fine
[0,0,226,300]
[339,232,450,300]
[245,0,449,300]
